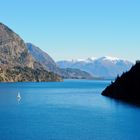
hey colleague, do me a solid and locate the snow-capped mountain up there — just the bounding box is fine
[57,56,134,79]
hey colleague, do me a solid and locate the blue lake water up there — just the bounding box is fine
[0,80,140,140]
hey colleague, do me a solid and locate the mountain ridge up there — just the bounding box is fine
[58,56,132,64]
[57,57,133,78]
[26,43,95,79]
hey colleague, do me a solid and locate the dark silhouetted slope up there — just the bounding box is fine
[102,61,140,104]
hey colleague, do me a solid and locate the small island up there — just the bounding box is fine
[102,61,140,105]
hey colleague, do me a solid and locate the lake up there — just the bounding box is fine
[0,80,140,140]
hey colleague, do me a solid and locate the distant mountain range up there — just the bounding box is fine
[57,57,133,79]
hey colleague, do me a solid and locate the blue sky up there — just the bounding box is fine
[0,0,140,62]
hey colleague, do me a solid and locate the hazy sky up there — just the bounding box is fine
[0,0,140,62]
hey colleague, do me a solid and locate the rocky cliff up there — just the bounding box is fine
[0,23,62,82]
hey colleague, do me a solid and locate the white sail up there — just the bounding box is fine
[17,92,21,100]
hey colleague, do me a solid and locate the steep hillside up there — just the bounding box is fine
[26,43,94,79]
[0,66,61,82]
[0,23,62,82]
[26,43,60,73]
[102,61,140,104]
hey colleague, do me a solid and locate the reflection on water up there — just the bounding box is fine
[17,97,21,104]
[0,80,140,140]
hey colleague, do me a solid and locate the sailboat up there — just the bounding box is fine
[17,92,21,101]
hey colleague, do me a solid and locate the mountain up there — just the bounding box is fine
[57,56,133,79]
[0,22,62,82]
[60,68,94,79]
[102,61,140,105]
[26,43,60,74]
[26,43,94,79]
[0,66,61,82]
